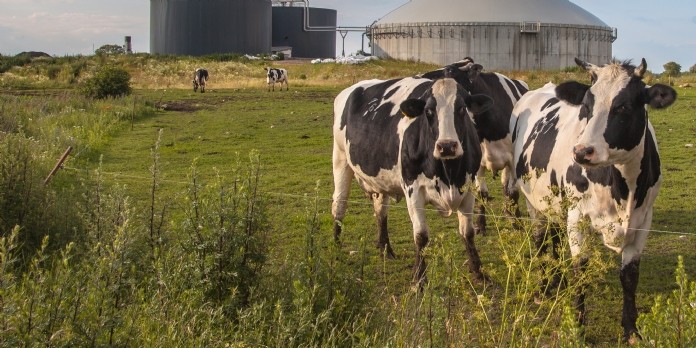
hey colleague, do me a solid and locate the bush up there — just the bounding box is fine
[690,64,696,74]
[80,66,132,99]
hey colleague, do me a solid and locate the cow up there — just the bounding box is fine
[193,68,208,93]
[421,58,529,234]
[332,77,495,285]
[510,58,677,341]
[265,67,288,91]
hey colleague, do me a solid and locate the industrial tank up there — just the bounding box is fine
[150,0,272,56]
[272,6,337,58]
[370,0,615,70]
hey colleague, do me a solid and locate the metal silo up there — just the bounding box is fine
[370,0,615,70]
[150,0,272,56]
[272,5,337,58]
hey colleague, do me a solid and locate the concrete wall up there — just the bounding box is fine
[151,0,272,56]
[371,22,614,70]
[272,7,337,58]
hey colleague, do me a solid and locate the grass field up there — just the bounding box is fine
[1,54,695,346]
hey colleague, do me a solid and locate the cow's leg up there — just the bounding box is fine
[331,145,353,244]
[474,166,488,235]
[458,192,488,282]
[284,79,289,91]
[201,83,205,93]
[406,189,429,287]
[372,193,395,259]
[620,215,650,342]
[501,165,522,228]
[567,209,589,327]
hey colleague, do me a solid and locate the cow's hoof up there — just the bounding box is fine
[624,330,642,345]
[472,272,492,285]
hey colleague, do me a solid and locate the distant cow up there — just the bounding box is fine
[511,58,676,341]
[332,77,494,284]
[265,67,288,91]
[193,68,208,93]
[421,58,529,234]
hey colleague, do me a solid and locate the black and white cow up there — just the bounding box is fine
[511,58,676,341]
[193,68,208,93]
[265,67,288,91]
[332,77,494,284]
[421,58,529,234]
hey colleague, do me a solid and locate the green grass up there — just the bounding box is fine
[76,81,696,346]
[1,55,696,346]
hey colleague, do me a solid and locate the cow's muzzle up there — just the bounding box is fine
[572,145,595,165]
[436,141,460,159]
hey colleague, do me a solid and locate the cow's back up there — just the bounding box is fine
[333,77,431,193]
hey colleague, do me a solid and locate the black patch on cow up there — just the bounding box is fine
[555,81,590,106]
[635,128,661,208]
[517,106,561,179]
[408,187,414,197]
[504,78,522,100]
[550,169,558,188]
[603,78,647,151]
[511,117,519,144]
[566,164,589,193]
[541,98,559,111]
[578,92,594,121]
[383,86,400,100]
[586,166,628,204]
[512,80,529,95]
[341,79,403,177]
[516,153,529,181]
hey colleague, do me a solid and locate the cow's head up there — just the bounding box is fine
[555,58,676,167]
[400,78,492,159]
[443,61,483,88]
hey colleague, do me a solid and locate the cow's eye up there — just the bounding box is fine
[613,105,628,114]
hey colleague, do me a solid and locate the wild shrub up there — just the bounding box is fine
[80,66,132,99]
[637,256,696,347]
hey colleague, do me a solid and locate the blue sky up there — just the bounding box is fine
[1,0,694,72]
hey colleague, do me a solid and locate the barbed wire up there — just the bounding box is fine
[61,165,695,237]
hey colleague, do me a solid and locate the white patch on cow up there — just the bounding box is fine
[432,79,464,158]
[494,73,525,102]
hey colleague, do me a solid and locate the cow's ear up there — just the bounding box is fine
[555,81,589,105]
[465,94,493,115]
[468,64,483,81]
[645,84,677,109]
[400,99,426,118]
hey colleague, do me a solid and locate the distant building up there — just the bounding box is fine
[370,0,616,70]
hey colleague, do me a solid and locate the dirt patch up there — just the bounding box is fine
[158,100,202,112]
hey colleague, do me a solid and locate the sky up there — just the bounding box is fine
[1,0,694,73]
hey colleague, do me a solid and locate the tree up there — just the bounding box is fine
[95,44,125,55]
[663,61,681,76]
[689,64,696,74]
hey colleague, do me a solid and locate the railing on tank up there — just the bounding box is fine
[520,21,540,33]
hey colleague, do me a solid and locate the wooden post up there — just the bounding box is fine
[44,146,73,185]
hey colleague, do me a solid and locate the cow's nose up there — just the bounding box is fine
[436,141,459,158]
[573,145,595,164]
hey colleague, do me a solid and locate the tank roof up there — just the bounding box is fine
[375,0,610,28]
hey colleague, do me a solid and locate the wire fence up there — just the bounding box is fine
[61,165,695,238]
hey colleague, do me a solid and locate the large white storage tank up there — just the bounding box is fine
[370,0,616,70]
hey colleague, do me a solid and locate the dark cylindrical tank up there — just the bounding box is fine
[272,6,336,58]
[151,0,272,56]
